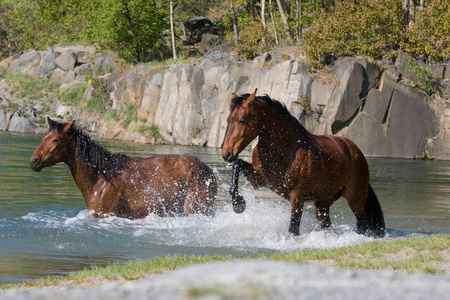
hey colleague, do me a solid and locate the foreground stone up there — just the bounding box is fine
[2,261,449,300]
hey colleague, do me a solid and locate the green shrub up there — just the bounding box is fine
[60,84,86,106]
[85,0,168,63]
[303,0,404,67]
[106,109,120,122]
[122,105,137,129]
[138,125,162,139]
[406,62,438,95]
[85,76,111,114]
[6,73,52,100]
[402,0,450,63]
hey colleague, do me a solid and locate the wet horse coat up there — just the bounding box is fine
[222,90,385,236]
[30,118,217,218]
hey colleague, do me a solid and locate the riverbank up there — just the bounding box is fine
[2,235,449,299]
[1,46,449,159]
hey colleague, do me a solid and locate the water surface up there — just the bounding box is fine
[1,132,449,284]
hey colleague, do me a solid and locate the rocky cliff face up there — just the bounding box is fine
[1,47,449,159]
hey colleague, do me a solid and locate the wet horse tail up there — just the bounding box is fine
[365,185,386,237]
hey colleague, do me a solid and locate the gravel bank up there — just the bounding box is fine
[2,260,449,300]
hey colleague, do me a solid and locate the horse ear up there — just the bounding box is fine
[63,120,75,133]
[47,117,54,127]
[245,89,257,106]
[231,93,238,101]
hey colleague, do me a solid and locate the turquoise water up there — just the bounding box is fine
[1,132,449,284]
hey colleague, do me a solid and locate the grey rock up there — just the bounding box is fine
[200,50,236,67]
[199,33,220,54]
[8,111,38,133]
[95,56,118,75]
[49,68,66,84]
[60,70,76,84]
[39,50,60,76]
[1,261,449,300]
[54,51,77,72]
[0,110,6,130]
[1,98,10,109]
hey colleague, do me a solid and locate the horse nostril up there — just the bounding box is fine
[223,151,231,161]
[30,157,41,170]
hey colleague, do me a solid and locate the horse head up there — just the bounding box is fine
[30,117,75,172]
[222,89,260,163]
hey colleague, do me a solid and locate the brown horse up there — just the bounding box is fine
[30,118,217,218]
[222,90,385,237]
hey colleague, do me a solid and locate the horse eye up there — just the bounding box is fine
[239,119,246,125]
[53,139,59,143]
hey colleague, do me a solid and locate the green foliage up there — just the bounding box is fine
[122,104,138,129]
[303,0,404,67]
[85,0,168,63]
[406,62,438,95]
[85,76,112,114]
[138,125,162,139]
[106,109,121,122]
[5,73,53,100]
[60,84,87,107]
[402,0,450,63]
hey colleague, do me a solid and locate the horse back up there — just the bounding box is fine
[283,134,369,198]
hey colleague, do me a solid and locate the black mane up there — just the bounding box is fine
[231,93,296,121]
[53,121,128,182]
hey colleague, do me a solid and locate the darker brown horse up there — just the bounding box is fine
[222,90,385,237]
[30,118,217,218]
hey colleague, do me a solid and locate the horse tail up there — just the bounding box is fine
[365,185,386,237]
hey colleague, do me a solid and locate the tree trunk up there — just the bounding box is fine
[409,0,416,26]
[275,0,293,44]
[230,0,239,46]
[170,1,177,60]
[296,0,302,41]
[261,0,267,30]
[311,0,316,19]
[269,0,279,46]
[402,0,409,25]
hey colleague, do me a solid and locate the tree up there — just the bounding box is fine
[230,0,240,46]
[170,1,178,60]
[86,0,168,63]
[275,0,293,44]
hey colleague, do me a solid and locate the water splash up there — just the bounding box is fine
[20,189,384,253]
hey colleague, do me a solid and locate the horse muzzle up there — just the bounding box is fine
[222,150,238,163]
[29,157,43,172]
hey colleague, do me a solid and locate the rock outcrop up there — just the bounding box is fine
[0,46,449,159]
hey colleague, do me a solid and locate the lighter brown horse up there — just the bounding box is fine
[30,118,217,218]
[222,90,385,237]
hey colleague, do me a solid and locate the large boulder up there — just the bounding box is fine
[8,111,38,133]
[199,34,221,54]
[54,51,77,72]
[0,110,6,130]
[39,50,60,76]
[140,73,163,124]
[342,77,440,158]
[320,60,367,135]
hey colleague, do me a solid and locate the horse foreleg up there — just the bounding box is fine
[229,159,264,213]
[289,191,304,236]
[229,159,247,213]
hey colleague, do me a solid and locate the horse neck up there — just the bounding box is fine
[64,138,102,197]
[257,105,312,153]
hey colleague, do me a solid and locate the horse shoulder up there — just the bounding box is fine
[284,148,310,189]
[87,177,121,213]
[251,146,263,173]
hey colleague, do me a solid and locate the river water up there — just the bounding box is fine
[1,132,449,284]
